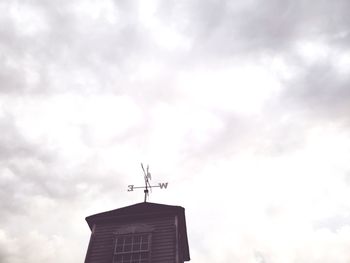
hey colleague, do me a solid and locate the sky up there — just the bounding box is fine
[0,0,350,262]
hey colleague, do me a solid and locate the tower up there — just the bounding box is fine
[84,202,190,263]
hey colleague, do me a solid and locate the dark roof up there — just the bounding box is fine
[86,202,190,261]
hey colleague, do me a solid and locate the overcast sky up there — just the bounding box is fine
[1,0,350,262]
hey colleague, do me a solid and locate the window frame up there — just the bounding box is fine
[113,232,152,263]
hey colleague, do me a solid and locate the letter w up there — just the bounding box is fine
[159,182,168,189]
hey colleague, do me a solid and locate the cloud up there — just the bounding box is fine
[281,61,350,123]
[1,0,350,262]
[189,0,350,54]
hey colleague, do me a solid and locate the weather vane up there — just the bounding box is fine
[127,163,168,202]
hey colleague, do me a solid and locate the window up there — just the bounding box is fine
[113,233,151,263]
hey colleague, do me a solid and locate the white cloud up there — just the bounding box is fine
[179,63,282,114]
[9,3,49,36]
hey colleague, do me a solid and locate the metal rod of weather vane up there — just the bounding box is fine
[144,189,148,202]
[144,177,148,202]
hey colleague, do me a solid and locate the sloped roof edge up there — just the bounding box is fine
[86,202,184,226]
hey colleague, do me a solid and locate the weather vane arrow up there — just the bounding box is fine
[127,163,168,202]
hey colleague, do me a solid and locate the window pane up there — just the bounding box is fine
[140,243,148,250]
[134,235,141,243]
[124,244,132,252]
[115,244,123,253]
[124,236,132,244]
[132,242,141,251]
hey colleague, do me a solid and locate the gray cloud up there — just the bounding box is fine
[0,111,125,221]
[184,0,350,55]
[0,1,155,95]
[0,113,61,217]
[280,61,350,124]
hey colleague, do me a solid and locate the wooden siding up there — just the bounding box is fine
[85,216,178,263]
